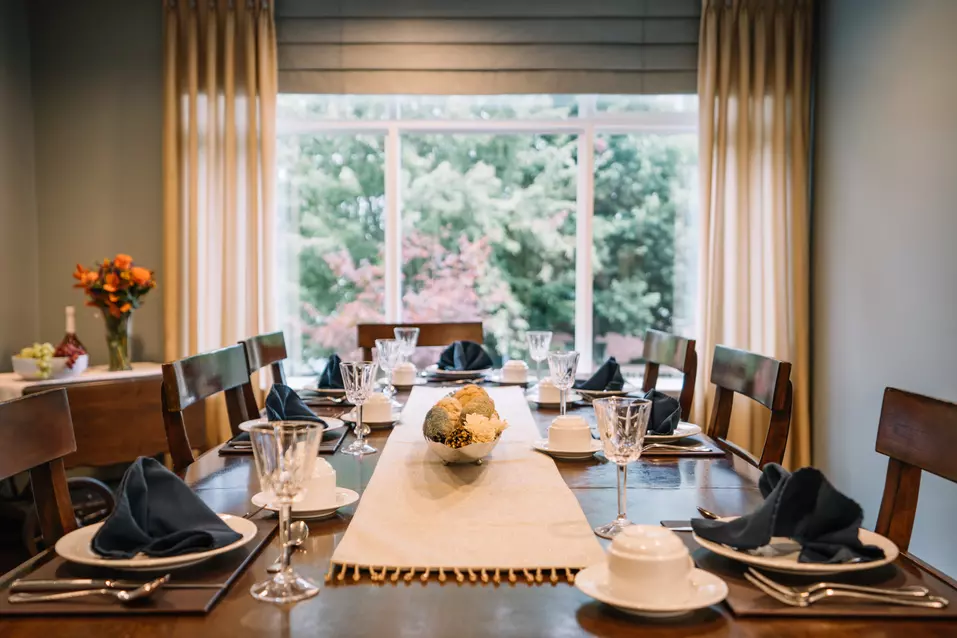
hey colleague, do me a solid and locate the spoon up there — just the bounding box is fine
[696,506,720,520]
[267,520,309,573]
[8,574,169,604]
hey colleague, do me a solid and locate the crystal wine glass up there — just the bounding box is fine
[526,331,553,384]
[248,420,322,603]
[393,327,420,362]
[593,397,651,539]
[375,338,403,405]
[547,350,579,415]
[340,361,378,456]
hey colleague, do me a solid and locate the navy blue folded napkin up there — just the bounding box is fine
[574,357,625,391]
[317,354,345,389]
[643,389,681,435]
[229,385,326,444]
[92,457,242,558]
[437,341,492,371]
[691,464,886,564]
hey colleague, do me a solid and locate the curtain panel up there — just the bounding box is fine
[695,0,813,468]
[162,0,278,445]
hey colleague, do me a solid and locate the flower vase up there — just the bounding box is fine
[104,313,132,371]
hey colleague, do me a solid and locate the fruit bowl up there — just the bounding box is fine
[12,354,89,380]
[426,436,502,465]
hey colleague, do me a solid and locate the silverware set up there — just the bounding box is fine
[744,568,948,609]
[643,443,710,453]
[8,575,171,605]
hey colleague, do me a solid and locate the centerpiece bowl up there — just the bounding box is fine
[422,385,509,465]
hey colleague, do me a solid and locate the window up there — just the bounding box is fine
[277,95,697,376]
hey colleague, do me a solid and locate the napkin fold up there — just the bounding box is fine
[574,357,625,391]
[437,341,492,371]
[691,464,886,564]
[643,389,681,435]
[230,384,327,443]
[317,353,345,388]
[92,457,242,558]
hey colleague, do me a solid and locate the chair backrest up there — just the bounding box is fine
[706,345,793,468]
[357,322,484,361]
[641,329,697,421]
[874,387,957,552]
[161,345,252,473]
[0,389,78,545]
[239,331,288,417]
[23,377,205,469]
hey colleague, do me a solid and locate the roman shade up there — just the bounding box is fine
[277,0,700,94]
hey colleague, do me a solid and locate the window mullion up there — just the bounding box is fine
[385,124,401,323]
[575,124,595,372]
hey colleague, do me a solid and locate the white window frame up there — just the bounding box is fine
[278,95,697,371]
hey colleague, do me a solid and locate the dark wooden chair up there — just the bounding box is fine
[706,345,793,468]
[161,345,253,473]
[357,322,484,361]
[23,377,205,469]
[875,387,957,553]
[239,331,288,418]
[0,389,78,546]
[641,329,697,421]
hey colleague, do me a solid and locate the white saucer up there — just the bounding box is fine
[532,438,601,460]
[487,372,529,386]
[526,390,583,408]
[693,519,899,575]
[55,514,258,572]
[340,410,401,429]
[644,422,702,443]
[251,488,360,521]
[575,563,728,618]
[238,417,345,433]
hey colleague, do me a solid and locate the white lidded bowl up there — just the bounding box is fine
[426,437,501,465]
[12,354,88,380]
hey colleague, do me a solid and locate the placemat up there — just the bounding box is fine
[0,518,276,616]
[219,426,347,456]
[679,533,957,618]
[328,386,605,585]
[642,434,725,457]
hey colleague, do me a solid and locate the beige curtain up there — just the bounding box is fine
[163,0,278,446]
[695,0,812,468]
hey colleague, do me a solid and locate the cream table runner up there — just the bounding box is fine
[329,386,605,585]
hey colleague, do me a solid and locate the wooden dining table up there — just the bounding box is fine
[1,384,954,637]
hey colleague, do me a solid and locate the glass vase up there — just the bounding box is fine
[104,313,132,371]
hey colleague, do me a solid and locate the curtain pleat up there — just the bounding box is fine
[162,0,278,446]
[695,0,813,468]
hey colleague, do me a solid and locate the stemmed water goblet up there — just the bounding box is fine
[248,420,322,603]
[394,327,419,362]
[546,350,579,415]
[527,331,553,384]
[375,338,404,405]
[593,397,651,539]
[340,361,378,456]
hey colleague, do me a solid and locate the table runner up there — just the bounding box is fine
[329,386,604,585]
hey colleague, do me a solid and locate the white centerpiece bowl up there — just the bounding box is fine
[426,436,501,465]
[12,354,88,380]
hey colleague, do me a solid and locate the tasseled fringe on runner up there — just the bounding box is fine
[324,562,584,586]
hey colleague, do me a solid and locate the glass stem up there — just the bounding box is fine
[536,360,541,383]
[617,464,628,522]
[356,404,364,443]
[279,502,292,573]
[560,388,567,416]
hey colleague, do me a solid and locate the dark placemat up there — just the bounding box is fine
[642,434,725,457]
[0,517,276,616]
[677,532,957,618]
[219,426,347,456]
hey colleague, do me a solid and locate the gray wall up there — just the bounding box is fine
[814,0,957,577]
[28,0,164,363]
[0,0,40,371]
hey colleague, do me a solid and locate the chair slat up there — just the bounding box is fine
[641,329,697,421]
[357,322,484,361]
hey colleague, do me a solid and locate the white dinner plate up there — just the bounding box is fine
[55,514,258,572]
[575,563,728,618]
[308,387,347,397]
[692,519,899,575]
[425,365,492,379]
[525,390,583,408]
[238,417,345,433]
[532,439,601,460]
[340,410,401,429]
[644,422,702,443]
[251,488,360,521]
[576,387,636,401]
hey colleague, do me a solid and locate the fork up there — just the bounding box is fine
[746,568,932,599]
[743,570,948,609]
[643,443,709,453]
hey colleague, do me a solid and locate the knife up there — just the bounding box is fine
[10,578,224,592]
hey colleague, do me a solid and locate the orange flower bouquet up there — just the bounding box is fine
[73,254,156,371]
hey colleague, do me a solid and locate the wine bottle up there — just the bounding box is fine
[57,306,87,354]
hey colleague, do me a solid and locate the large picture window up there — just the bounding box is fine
[277,95,697,376]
